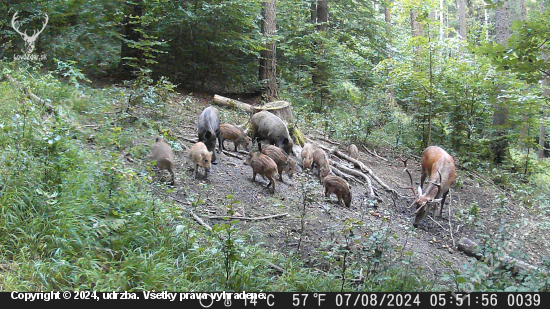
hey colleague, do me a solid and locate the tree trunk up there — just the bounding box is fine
[316,0,328,31]
[410,10,423,37]
[439,0,445,41]
[259,0,279,102]
[458,0,466,40]
[118,0,144,79]
[539,2,548,160]
[491,0,510,164]
[484,3,489,41]
[385,2,395,106]
[311,0,329,112]
[518,0,528,152]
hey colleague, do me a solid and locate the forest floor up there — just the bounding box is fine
[125,92,549,288]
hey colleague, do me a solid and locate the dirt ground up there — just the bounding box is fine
[143,93,549,287]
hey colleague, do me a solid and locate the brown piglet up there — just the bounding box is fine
[323,175,352,208]
[301,143,314,169]
[148,136,175,185]
[220,123,251,152]
[311,148,330,181]
[348,144,359,159]
[243,151,278,193]
[188,142,213,179]
[261,145,296,182]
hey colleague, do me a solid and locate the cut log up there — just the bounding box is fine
[252,100,294,123]
[213,94,254,113]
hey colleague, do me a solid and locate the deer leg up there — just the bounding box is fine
[439,190,449,218]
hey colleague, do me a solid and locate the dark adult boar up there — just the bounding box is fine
[148,136,175,185]
[250,110,294,156]
[323,175,352,208]
[243,151,278,193]
[198,106,221,164]
[220,123,251,152]
[261,145,296,182]
[311,148,330,181]
[188,142,212,179]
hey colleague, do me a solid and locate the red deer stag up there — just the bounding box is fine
[401,146,456,228]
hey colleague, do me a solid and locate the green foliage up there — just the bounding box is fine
[476,7,550,83]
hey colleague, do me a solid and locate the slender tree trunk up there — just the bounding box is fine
[484,2,489,41]
[439,0,445,41]
[519,0,528,151]
[539,74,548,160]
[491,0,510,164]
[311,0,329,112]
[119,0,144,79]
[385,1,395,106]
[259,0,279,102]
[458,0,467,40]
[539,1,548,160]
[410,10,423,37]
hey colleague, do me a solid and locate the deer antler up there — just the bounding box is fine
[29,13,48,39]
[397,156,420,209]
[11,12,26,37]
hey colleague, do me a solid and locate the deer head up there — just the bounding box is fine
[12,11,49,54]
[399,156,443,228]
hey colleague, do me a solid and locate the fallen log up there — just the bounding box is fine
[457,237,539,273]
[221,149,245,160]
[3,73,55,114]
[331,161,381,202]
[213,94,254,113]
[207,212,289,221]
[173,198,213,231]
[331,167,366,186]
[317,144,396,194]
[362,145,388,162]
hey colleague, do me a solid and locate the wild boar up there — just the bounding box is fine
[243,151,278,193]
[311,148,330,181]
[188,141,213,179]
[261,145,296,182]
[323,175,352,208]
[250,110,294,156]
[220,123,251,152]
[301,143,314,169]
[148,136,175,185]
[348,144,359,159]
[198,106,221,164]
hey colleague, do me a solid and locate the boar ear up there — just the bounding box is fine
[282,138,289,145]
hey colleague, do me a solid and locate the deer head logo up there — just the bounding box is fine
[11,11,48,54]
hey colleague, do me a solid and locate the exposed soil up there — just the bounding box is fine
[139,93,549,287]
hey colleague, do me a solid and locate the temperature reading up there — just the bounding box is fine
[292,294,308,307]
